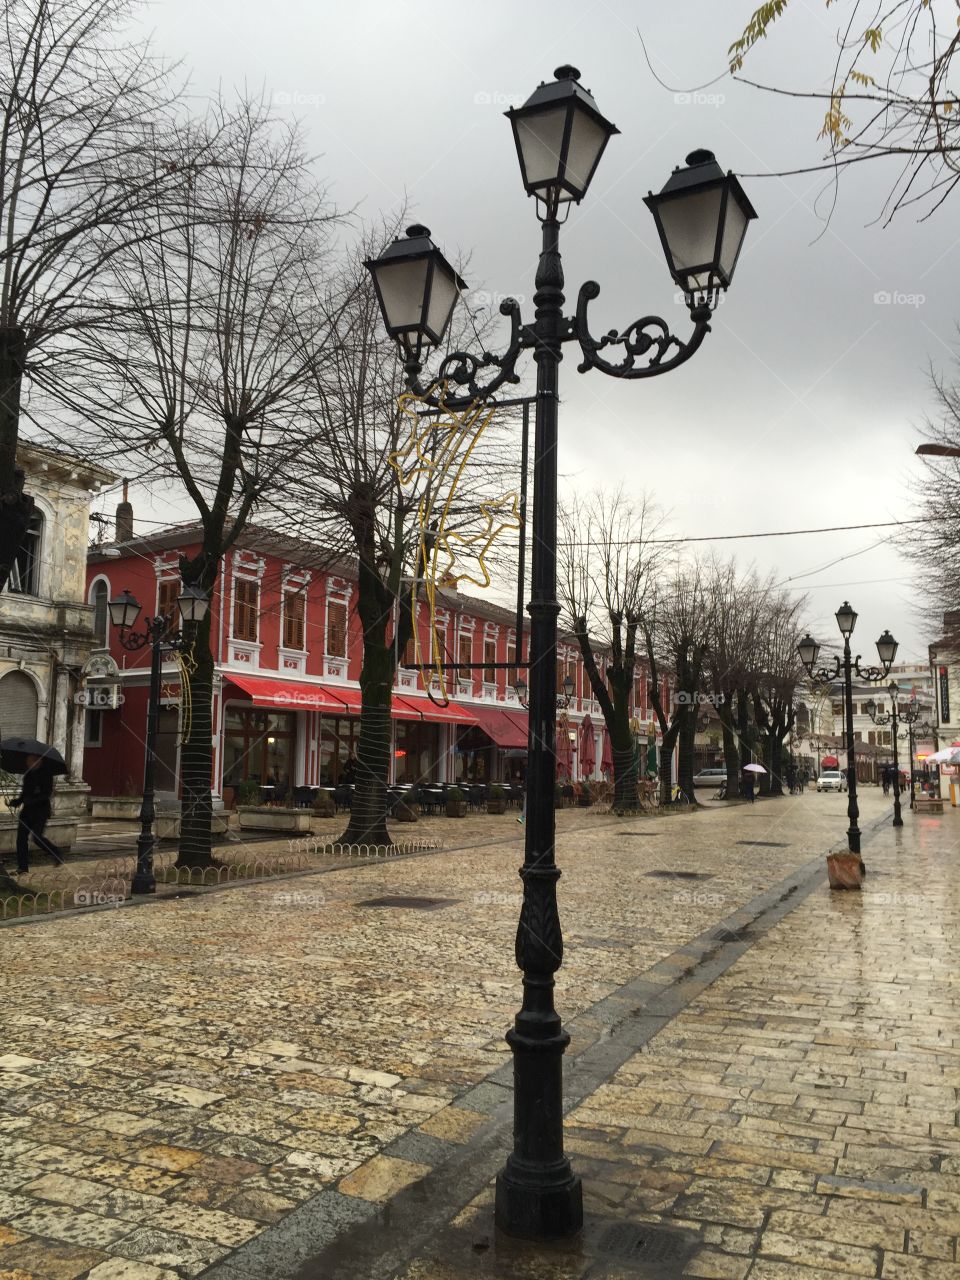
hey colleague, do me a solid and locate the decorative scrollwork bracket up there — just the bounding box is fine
[574,281,711,379]
[403,298,530,410]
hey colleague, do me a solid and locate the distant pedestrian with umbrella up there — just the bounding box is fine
[1,738,67,874]
[742,761,766,804]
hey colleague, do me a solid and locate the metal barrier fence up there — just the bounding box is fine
[1,852,316,921]
[288,837,445,858]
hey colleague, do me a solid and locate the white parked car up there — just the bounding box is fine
[817,770,846,793]
[693,767,727,789]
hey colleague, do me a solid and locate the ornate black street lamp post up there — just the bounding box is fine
[108,586,209,895]
[897,702,932,810]
[797,603,897,863]
[365,66,756,1240]
[865,682,905,827]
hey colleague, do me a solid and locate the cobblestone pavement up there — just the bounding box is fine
[380,808,960,1280]
[0,791,892,1278]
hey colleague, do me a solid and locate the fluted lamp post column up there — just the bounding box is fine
[364,65,756,1239]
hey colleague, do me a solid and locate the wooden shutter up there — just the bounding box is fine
[327,600,347,657]
[234,578,259,642]
[284,590,305,649]
[158,579,180,631]
[484,638,497,684]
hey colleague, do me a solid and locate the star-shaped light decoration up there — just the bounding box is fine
[388,387,492,488]
[435,492,523,590]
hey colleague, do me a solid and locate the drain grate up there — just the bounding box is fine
[356,895,458,911]
[737,840,789,847]
[645,870,713,880]
[597,1222,696,1270]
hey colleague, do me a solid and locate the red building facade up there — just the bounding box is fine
[84,525,667,802]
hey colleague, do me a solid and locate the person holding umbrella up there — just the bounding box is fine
[1,738,67,874]
[742,761,766,803]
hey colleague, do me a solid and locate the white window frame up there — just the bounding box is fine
[88,574,112,649]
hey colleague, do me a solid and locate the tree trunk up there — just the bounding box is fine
[340,484,396,847]
[177,554,219,869]
[720,721,741,797]
[610,677,638,811]
[678,709,697,802]
[768,732,786,796]
[611,727,637,810]
[339,623,393,846]
[0,327,33,594]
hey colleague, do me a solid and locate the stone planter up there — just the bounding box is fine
[156,811,231,841]
[446,800,467,818]
[486,797,507,815]
[826,852,863,890]
[237,806,312,833]
[0,817,78,855]
[89,797,141,821]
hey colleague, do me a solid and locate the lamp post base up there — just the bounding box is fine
[495,1163,582,1239]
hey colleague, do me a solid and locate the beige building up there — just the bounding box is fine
[0,442,116,851]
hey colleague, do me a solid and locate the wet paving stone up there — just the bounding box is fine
[0,793,913,1277]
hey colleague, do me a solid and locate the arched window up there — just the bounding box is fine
[6,510,43,596]
[90,579,109,647]
[0,671,39,737]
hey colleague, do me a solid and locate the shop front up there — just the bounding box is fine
[222,706,297,795]
[455,705,528,784]
[220,675,478,793]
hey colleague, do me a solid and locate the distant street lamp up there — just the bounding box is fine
[365,65,756,1241]
[896,702,933,810]
[513,673,575,709]
[865,683,906,827]
[108,586,209,894]
[797,603,897,863]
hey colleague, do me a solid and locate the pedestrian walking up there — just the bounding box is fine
[11,754,64,874]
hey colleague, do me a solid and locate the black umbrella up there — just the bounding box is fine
[0,737,68,776]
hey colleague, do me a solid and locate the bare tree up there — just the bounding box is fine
[283,226,519,846]
[727,1,960,221]
[640,558,713,806]
[559,489,664,810]
[704,560,770,797]
[0,0,179,590]
[903,345,960,638]
[49,94,344,864]
[752,592,807,795]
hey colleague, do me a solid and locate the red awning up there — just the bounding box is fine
[503,709,529,738]
[391,693,437,722]
[225,674,350,713]
[468,704,528,748]
[396,695,477,725]
[225,676,476,725]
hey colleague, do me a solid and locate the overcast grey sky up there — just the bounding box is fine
[101,0,960,664]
